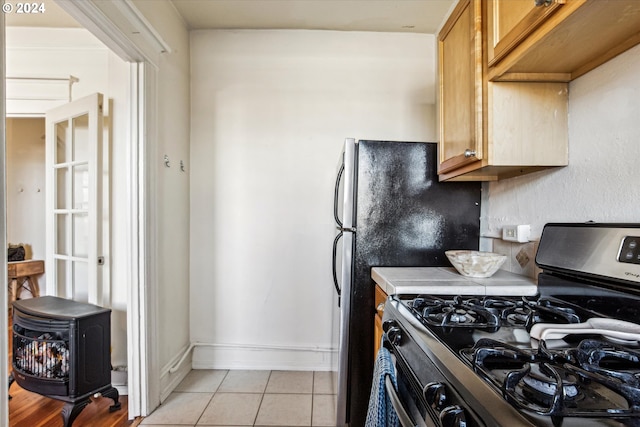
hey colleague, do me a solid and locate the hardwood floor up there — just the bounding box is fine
[8,314,141,427]
[9,388,136,427]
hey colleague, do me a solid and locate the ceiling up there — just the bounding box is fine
[6,0,455,34]
[171,0,455,33]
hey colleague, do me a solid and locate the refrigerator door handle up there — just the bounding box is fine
[334,163,345,227]
[332,231,343,306]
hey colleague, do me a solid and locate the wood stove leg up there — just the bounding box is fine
[8,373,15,399]
[61,399,91,427]
[101,386,122,412]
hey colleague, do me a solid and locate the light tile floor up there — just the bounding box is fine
[140,370,338,426]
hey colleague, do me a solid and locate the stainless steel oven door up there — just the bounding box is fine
[383,329,437,427]
[382,299,484,427]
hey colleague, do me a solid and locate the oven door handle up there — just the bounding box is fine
[385,374,425,427]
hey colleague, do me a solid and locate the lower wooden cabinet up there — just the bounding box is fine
[374,285,388,359]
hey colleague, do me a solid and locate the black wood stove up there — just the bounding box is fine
[9,296,120,426]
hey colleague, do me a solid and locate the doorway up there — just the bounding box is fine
[5,31,130,425]
[0,2,148,424]
[6,17,131,357]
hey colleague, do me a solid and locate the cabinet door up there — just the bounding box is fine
[374,313,383,360]
[438,0,483,175]
[374,285,387,359]
[487,0,566,67]
[487,0,640,81]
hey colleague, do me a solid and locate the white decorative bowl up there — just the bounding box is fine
[445,250,507,278]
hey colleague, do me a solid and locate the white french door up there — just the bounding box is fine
[45,93,105,305]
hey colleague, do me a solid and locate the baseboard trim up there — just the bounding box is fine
[158,344,192,402]
[191,342,338,371]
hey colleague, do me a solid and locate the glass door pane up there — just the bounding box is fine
[46,93,103,304]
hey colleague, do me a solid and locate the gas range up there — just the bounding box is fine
[381,224,640,427]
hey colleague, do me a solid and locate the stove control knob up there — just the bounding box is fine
[424,382,447,410]
[439,405,467,427]
[382,319,397,333]
[386,327,402,345]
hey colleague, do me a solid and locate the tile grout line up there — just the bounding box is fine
[195,369,230,426]
[252,370,272,426]
[310,372,315,427]
[192,392,215,427]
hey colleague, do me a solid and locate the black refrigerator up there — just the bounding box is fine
[332,139,481,426]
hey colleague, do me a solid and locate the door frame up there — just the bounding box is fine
[56,1,164,417]
[1,1,166,422]
[1,11,10,425]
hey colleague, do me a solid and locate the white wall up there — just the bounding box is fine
[481,44,640,242]
[106,48,132,371]
[6,118,45,266]
[189,29,437,369]
[6,28,109,115]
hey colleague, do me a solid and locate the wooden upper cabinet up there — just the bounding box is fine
[438,0,483,175]
[438,0,569,181]
[487,0,640,82]
[487,0,565,68]
[438,0,639,180]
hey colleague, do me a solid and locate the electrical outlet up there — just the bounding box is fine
[502,225,531,243]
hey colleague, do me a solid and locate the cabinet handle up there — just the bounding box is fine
[377,302,385,312]
[534,0,552,6]
[464,149,476,158]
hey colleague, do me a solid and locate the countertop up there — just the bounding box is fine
[372,267,538,296]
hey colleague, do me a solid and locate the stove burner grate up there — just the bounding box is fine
[406,295,588,332]
[410,296,504,329]
[524,299,582,331]
[461,338,640,418]
[520,366,580,399]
